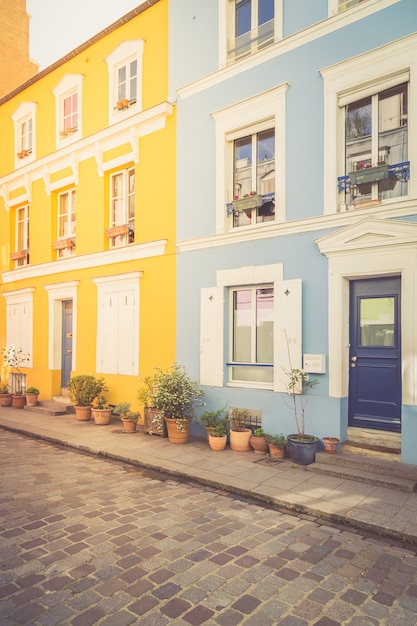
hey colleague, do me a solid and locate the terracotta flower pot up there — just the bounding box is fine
[0,393,13,407]
[92,408,112,425]
[25,393,39,407]
[121,419,137,433]
[74,406,92,421]
[250,435,269,454]
[12,395,26,409]
[322,437,340,454]
[268,443,286,459]
[208,434,227,451]
[164,417,191,444]
[230,428,251,452]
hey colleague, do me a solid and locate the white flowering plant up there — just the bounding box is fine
[1,345,30,394]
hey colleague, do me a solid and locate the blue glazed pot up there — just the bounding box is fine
[287,434,320,465]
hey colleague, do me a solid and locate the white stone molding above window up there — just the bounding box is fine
[320,32,417,215]
[211,84,287,234]
[11,102,37,169]
[106,40,145,126]
[52,74,84,150]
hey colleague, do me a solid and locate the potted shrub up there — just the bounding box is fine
[196,407,228,439]
[68,374,107,421]
[138,374,166,437]
[208,419,228,451]
[1,345,30,408]
[229,408,252,452]
[114,402,139,433]
[91,393,112,425]
[250,427,269,454]
[0,381,12,407]
[138,363,204,444]
[25,386,40,407]
[266,434,287,459]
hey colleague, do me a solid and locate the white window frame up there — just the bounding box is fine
[55,189,76,258]
[212,84,287,234]
[12,205,30,268]
[11,102,36,169]
[200,263,302,392]
[93,273,141,376]
[219,0,283,68]
[108,167,135,248]
[328,0,397,16]
[2,288,34,369]
[321,33,417,215]
[52,74,83,149]
[106,41,144,126]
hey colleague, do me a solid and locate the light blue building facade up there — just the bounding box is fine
[170,0,417,464]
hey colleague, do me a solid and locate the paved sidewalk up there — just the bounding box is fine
[1,407,417,545]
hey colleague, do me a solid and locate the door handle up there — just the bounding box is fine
[351,356,357,362]
[67,349,72,353]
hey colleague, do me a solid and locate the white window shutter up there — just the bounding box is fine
[101,293,118,374]
[117,290,136,375]
[200,286,224,387]
[274,279,302,392]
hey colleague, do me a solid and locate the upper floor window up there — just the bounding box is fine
[107,167,135,247]
[232,128,275,227]
[337,0,370,12]
[225,0,279,64]
[53,74,83,148]
[106,41,144,125]
[53,189,76,258]
[12,102,36,167]
[343,82,408,206]
[10,205,29,268]
[212,84,286,233]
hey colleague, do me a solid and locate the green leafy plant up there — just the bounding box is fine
[0,382,10,394]
[210,420,228,437]
[68,375,107,407]
[114,402,139,422]
[230,408,250,432]
[252,427,265,437]
[26,386,39,394]
[196,407,228,432]
[93,393,109,410]
[266,433,287,448]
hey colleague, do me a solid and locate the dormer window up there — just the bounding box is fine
[106,41,144,125]
[12,102,36,167]
[53,74,83,147]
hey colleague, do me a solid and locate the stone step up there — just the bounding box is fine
[24,400,75,416]
[309,451,417,493]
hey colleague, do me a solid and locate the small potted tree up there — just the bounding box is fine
[1,345,30,408]
[91,393,112,425]
[114,402,139,433]
[208,418,229,451]
[68,375,107,421]
[196,407,228,439]
[229,408,252,452]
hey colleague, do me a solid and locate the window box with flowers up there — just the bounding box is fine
[106,224,130,239]
[349,162,390,186]
[10,250,28,261]
[53,238,75,251]
[232,192,264,212]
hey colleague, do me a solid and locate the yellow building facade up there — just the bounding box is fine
[0,0,176,412]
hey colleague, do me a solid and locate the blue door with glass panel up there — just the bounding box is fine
[348,277,401,432]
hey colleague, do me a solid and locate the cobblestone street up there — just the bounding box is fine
[1,431,417,625]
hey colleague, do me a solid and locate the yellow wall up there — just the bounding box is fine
[0,0,175,417]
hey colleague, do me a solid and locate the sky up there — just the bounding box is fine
[27,0,142,70]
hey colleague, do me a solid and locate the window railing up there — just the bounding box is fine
[337,161,410,193]
[227,19,275,62]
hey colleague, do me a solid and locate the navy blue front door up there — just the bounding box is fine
[348,277,401,432]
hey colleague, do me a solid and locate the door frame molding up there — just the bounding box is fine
[316,217,417,406]
[44,281,79,373]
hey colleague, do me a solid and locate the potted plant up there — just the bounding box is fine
[91,393,112,425]
[196,407,228,439]
[231,191,263,212]
[322,436,340,454]
[229,408,252,451]
[266,434,287,459]
[138,363,204,444]
[349,161,389,186]
[1,345,30,408]
[68,374,107,421]
[137,374,166,437]
[208,419,228,451]
[0,381,12,407]
[250,427,269,454]
[25,386,40,407]
[114,402,139,433]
